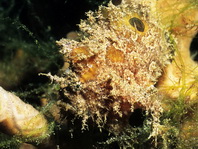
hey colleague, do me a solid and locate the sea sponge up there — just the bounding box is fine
[56,0,174,139]
[156,0,198,146]
[157,0,198,104]
[0,86,48,137]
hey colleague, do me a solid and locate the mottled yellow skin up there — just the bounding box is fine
[57,0,175,138]
[55,0,198,147]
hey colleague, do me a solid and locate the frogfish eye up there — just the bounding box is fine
[112,0,122,5]
[129,17,145,32]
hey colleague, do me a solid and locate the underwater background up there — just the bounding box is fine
[0,0,197,148]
